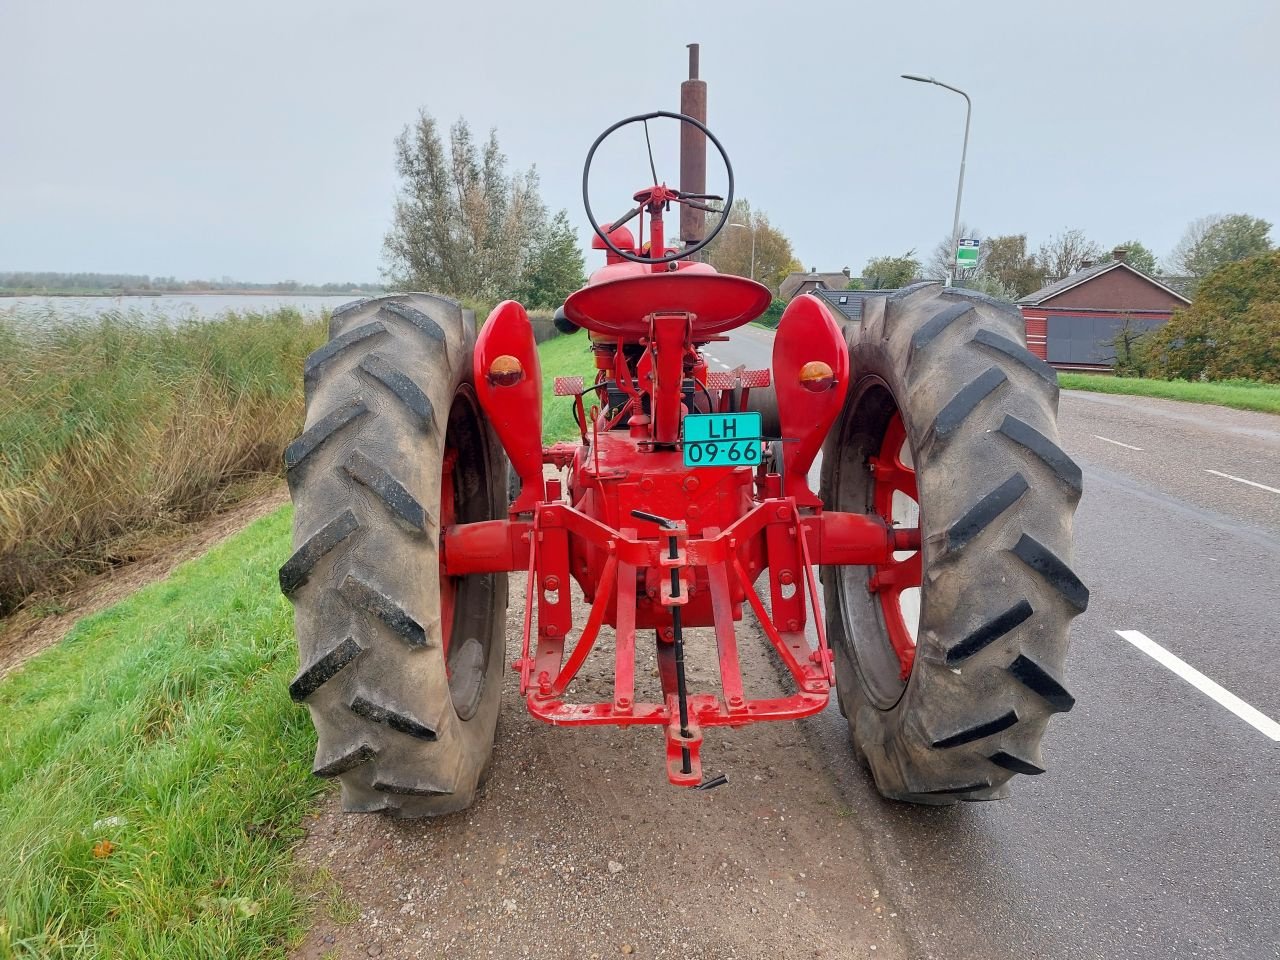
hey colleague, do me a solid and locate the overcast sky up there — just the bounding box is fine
[2,0,1277,283]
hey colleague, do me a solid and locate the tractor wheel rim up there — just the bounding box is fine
[870,410,921,680]
[439,386,493,722]
[439,446,459,663]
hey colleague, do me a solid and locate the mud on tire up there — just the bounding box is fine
[281,294,507,817]
[820,283,1088,803]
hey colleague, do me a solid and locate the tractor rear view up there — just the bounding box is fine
[281,100,1087,817]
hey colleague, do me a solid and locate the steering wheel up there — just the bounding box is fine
[582,110,735,265]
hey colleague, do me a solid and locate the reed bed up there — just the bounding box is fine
[0,308,325,615]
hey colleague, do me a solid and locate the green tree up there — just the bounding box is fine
[513,211,585,308]
[382,110,561,302]
[704,199,803,296]
[981,234,1044,298]
[1101,240,1159,275]
[1148,251,1280,382]
[1167,214,1274,282]
[863,252,920,289]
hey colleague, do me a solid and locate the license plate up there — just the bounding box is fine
[682,412,763,467]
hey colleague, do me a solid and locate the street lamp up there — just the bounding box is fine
[728,221,756,281]
[901,73,971,287]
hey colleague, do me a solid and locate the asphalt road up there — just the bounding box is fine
[706,323,1280,960]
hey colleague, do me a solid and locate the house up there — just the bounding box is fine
[1018,249,1191,370]
[779,267,853,300]
[814,287,894,321]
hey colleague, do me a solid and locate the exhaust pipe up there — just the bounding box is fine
[679,43,707,250]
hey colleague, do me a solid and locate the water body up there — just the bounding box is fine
[0,293,361,324]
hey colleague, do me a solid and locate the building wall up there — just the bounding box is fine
[1022,307,1175,366]
[1025,313,1048,359]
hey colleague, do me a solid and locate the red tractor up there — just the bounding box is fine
[282,110,1087,817]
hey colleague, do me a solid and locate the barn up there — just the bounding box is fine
[1019,250,1191,370]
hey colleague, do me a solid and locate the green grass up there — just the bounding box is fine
[1058,373,1280,415]
[0,506,324,959]
[537,333,598,441]
[0,309,325,615]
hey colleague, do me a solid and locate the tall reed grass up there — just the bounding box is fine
[0,308,325,615]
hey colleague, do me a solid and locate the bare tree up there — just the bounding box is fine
[1036,229,1104,281]
[924,222,986,281]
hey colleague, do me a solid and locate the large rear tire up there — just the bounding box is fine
[281,294,507,817]
[821,283,1087,803]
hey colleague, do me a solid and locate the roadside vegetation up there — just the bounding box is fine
[0,308,324,616]
[1058,374,1280,415]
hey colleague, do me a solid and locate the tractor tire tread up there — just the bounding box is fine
[997,415,1083,496]
[284,398,368,474]
[289,635,364,702]
[357,354,436,432]
[343,451,432,535]
[304,321,389,401]
[339,574,430,649]
[945,473,1029,553]
[279,510,361,596]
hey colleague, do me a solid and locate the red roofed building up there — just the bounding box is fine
[1019,250,1191,370]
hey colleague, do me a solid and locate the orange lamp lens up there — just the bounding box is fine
[488,354,524,387]
[799,360,835,393]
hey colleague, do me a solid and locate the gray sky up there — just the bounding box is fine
[2,0,1277,283]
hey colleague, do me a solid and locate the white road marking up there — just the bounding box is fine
[1115,630,1280,741]
[716,361,730,370]
[1094,435,1143,451]
[1205,469,1280,495]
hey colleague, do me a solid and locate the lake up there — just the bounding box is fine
[0,293,362,323]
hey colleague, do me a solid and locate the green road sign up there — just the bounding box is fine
[682,412,763,467]
[956,238,980,269]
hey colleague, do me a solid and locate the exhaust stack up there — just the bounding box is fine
[679,43,707,249]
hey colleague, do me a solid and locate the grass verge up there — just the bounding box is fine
[0,309,325,615]
[0,506,322,958]
[537,333,598,441]
[1058,373,1280,415]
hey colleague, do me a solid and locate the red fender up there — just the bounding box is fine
[772,294,849,506]
[474,300,543,513]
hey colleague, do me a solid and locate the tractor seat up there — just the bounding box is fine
[563,271,773,339]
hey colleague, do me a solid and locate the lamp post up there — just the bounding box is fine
[901,73,971,287]
[728,221,756,281]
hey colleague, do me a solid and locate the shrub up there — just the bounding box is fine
[1148,251,1280,382]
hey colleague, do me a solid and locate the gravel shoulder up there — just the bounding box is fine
[290,574,914,960]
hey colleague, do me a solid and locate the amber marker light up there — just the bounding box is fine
[488,354,524,387]
[799,360,835,392]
